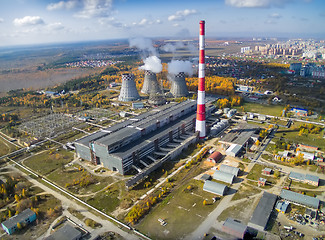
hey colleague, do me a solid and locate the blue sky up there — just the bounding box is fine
[0,0,324,46]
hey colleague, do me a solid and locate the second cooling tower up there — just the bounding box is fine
[141,70,161,94]
[118,73,140,102]
[169,72,189,98]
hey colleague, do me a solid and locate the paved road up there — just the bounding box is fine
[5,164,140,240]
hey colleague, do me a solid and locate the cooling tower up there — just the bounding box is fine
[169,72,189,98]
[148,77,166,105]
[118,73,140,102]
[141,70,161,94]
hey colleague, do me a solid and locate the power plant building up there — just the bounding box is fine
[75,100,214,186]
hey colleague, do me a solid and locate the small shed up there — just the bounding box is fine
[213,170,235,184]
[258,177,266,187]
[275,201,290,213]
[219,164,240,177]
[207,151,223,163]
[203,180,227,196]
[200,174,212,181]
[263,168,272,175]
[222,218,247,239]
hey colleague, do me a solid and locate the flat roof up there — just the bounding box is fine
[305,174,319,183]
[95,127,140,146]
[219,123,259,146]
[1,208,35,230]
[223,218,247,235]
[44,224,82,240]
[249,192,277,230]
[280,189,319,209]
[289,172,305,181]
[226,144,242,155]
[112,112,196,158]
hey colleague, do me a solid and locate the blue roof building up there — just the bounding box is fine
[1,209,36,235]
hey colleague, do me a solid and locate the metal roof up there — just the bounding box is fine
[219,123,259,146]
[249,192,277,230]
[219,164,240,177]
[44,224,82,240]
[1,208,36,230]
[95,127,140,147]
[213,170,234,184]
[305,174,319,183]
[226,144,242,156]
[203,180,227,196]
[289,172,305,181]
[222,218,247,237]
[280,189,319,209]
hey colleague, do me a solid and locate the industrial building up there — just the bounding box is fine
[45,224,82,240]
[222,218,247,239]
[75,100,215,187]
[1,209,36,235]
[289,172,319,186]
[248,192,277,231]
[213,170,234,184]
[225,144,242,157]
[207,151,223,163]
[280,189,319,209]
[219,123,259,150]
[203,180,227,196]
[219,164,240,177]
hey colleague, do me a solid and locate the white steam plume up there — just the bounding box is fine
[139,56,163,73]
[168,60,193,76]
[129,37,157,57]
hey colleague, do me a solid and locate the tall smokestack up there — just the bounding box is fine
[195,20,206,138]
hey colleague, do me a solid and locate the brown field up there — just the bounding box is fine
[0,67,101,93]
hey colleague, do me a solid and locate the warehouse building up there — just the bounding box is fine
[203,180,227,196]
[45,224,82,240]
[225,144,242,157]
[289,172,319,186]
[219,164,240,177]
[248,192,277,231]
[222,218,247,239]
[75,100,215,186]
[207,151,223,163]
[280,190,319,209]
[213,170,235,184]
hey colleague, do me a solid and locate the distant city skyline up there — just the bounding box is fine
[0,0,325,46]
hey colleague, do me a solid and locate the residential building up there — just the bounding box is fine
[1,209,36,235]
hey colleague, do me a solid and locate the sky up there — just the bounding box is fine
[0,0,325,46]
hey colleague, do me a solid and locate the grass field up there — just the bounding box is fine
[0,136,18,156]
[137,179,219,240]
[232,183,262,201]
[23,149,74,175]
[235,102,284,116]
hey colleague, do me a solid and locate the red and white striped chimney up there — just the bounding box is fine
[195,20,206,139]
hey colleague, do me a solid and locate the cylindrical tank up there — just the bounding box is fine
[118,73,140,102]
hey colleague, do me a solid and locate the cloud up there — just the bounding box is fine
[99,17,126,28]
[46,22,65,31]
[225,0,291,8]
[265,19,276,24]
[75,0,113,18]
[132,18,162,27]
[48,0,113,18]
[47,0,77,10]
[13,16,45,27]
[0,18,4,23]
[269,13,282,19]
[168,9,197,21]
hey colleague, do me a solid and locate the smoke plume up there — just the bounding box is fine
[129,37,157,57]
[139,56,163,73]
[168,60,193,76]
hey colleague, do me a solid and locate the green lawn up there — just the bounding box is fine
[137,179,220,240]
[235,102,284,117]
[0,135,18,157]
